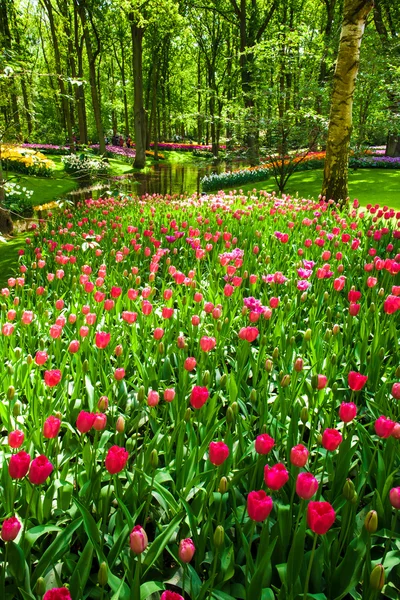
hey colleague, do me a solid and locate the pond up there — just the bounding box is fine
[67,159,249,201]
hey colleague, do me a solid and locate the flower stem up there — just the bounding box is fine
[303,533,318,600]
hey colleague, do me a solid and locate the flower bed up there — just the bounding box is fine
[62,153,110,177]
[0,191,399,599]
[202,151,400,191]
[1,145,55,176]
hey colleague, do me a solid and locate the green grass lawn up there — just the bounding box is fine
[0,235,26,288]
[225,168,400,210]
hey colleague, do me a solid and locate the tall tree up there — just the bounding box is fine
[322,0,373,202]
[76,0,106,152]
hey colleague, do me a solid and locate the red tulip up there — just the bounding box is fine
[348,290,361,302]
[160,592,184,600]
[247,490,273,521]
[35,351,48,365]
[43,588,72,600]
[1,516,21,541]
[384,295,400,314]
[190,386,209,409]
[321,428,342,451]
[95,331,111,349]
[76,411,95,433]
[130,525,148,554]
[349,303,360,316]
[178,538,195,562]
[296,472,318,499]
[9,451,31,479]
[29,455,54,484]
[238,326,259,342]
[255,434,275,455]
[209,441,230,466]
[338,402,357,423]
[375,416,395,438]
[391,383,400,399]
[114,368,125,381]
[200,336,217,352]
[184,357,196,371]
[389,487,400,509]
[290,444,309,467]
[307,501,336,534]
[8,430,24,449]
[348,371,368,391]
[93,413,107,431]
[43,416,61,439]
[148,390,160,407]
[316,374,328,390]
[164,388,176,402]
[105,445,129,474]
[264,463,289,490]
[44,370,62,387]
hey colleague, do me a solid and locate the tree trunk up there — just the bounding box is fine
[74,1,87,144]
[0,1,21,135]
[322,0,373,202]
[78,1,105,153]
[130,20,146,169]
[151,54,159,161]
[42,0,73,147]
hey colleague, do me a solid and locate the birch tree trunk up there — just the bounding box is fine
[322,0,373,202]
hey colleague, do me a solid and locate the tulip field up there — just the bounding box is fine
[1,190,400,600]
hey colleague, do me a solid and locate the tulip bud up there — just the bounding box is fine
[82,359,89,373]
[379,348,385,360]
[98,396,109,412]
[332,382,338,392]
[250,389,257,402]
[369,302,375,313]
[378,288,385,297]
[7,386,15,400]
[343,479,356,501]
[231,401,239,415]
[184,408,192,422]
[300,292,307,302]
[272,347,279,360]
[98,562,108,587]
[35,577,46,597]
[137,386,145,402]
[260,334,267,346]
[265,359,273,372]
[294,357,303,372]
[158,342,164,354]
[15,347,21,359]
[226,406,234,424]
[370,564,385,591]
[326,307,331,320]
[219,476,228,494]
[316,433,322,445]
[331,354,337,365]
[13,400,22,416]
[116,416,125,433]
[150,449,158,469]
[130,525,148,554]
[323,292,329,301]
[281,374,290,387]
[203,370,210,386]
[27,354,33,365]
[364,510,378,533]
[217,320,222,332]
[311,375,319,389]
[7,365,14,375]
[300,407,308,424]
[324,329,331,341]
[332,324,340,335]
[219,373,227,387]
[304,329,312,342]
[213,525,225,548]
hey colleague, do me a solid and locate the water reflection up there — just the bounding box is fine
[67,160,249,201]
